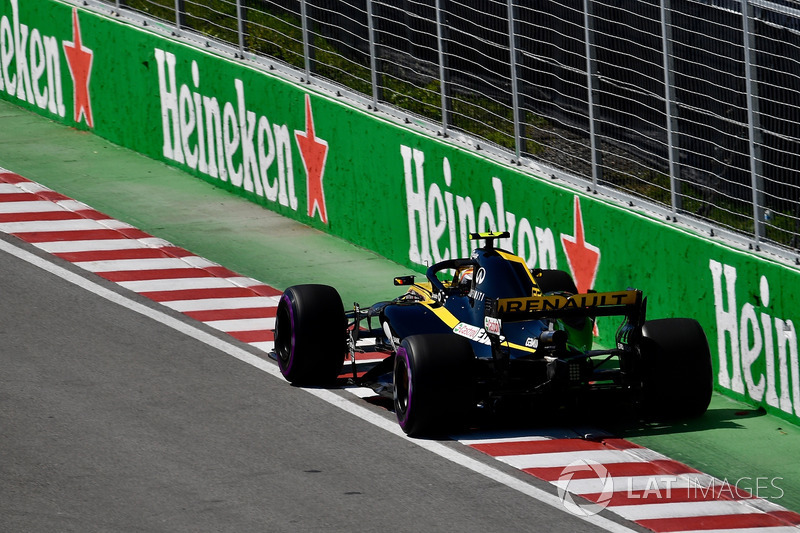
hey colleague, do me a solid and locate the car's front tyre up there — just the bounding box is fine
[274,284,346,386]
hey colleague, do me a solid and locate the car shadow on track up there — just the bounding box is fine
[336,374,768,441]
[606,405,768,439]
[451,397,768,441]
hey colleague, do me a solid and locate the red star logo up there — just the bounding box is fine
[560,196,600,294]
[295,95,329,224]
[62,8,94,128]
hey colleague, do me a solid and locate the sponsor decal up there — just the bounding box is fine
[468,288,485,301]
[453,322,491,345]
[154,48,329,223]
[525,337,537,348]
[709,259,799,415]
[484,316,501,335]
[294,94,329,223]
[0,1,94,125]
[62,8,93,127]
[474,266,486,285]
[401,146,604,291]
[401,145,558,269]
[498,290,637,314]
[560,196,601,336]
[453,322,480,338]
[560,196,600,294]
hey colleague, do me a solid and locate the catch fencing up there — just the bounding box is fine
[104,0,800,257]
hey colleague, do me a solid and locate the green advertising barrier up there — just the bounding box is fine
[3,0,800,427]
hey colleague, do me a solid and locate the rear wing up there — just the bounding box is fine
[491,289,643,322]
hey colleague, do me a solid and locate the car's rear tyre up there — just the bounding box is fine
[535,269,578,294]
[536,270,589,333]
[274,284,346,386]
[640,318,713,418]
[393,334,474,437]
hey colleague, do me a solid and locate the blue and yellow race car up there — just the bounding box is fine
[273,232,712,436]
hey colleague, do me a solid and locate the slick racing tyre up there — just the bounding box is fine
[274,284,346,386]
[534,269,578,295]
[535,270,587,331]
[393,334,474,437]
[640,318,713,418]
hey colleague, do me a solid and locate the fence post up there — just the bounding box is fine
[583,0,601,189]
[175,0,186,30]
[742,0,764,243]
[367,0,380,109]
[435,0,449,136]
[508,0,522,160]
[661,0,680,214]
[300,0,311,80]
[236,0,245,54]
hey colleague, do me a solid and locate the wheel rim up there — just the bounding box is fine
[275,295,295,373]
[394,348,411,425]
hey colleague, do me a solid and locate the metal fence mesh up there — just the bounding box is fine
[112,0,800,254]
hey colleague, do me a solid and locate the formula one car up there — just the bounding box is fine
[273,232,712,436]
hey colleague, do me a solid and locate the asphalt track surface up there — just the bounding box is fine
[0,231,631,532]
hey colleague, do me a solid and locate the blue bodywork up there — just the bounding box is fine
[346,232,645,405]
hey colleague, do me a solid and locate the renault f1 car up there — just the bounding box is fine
[273,232,712,436]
